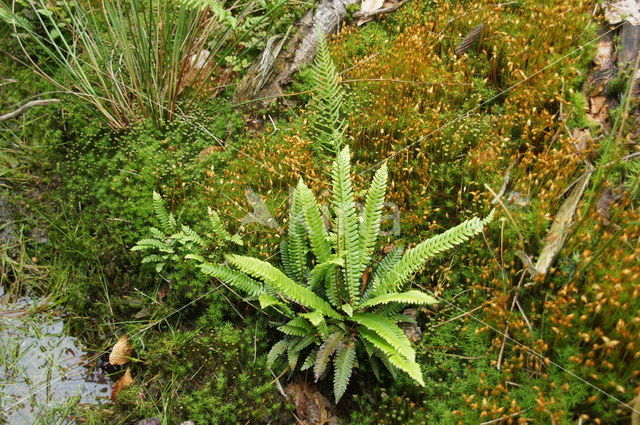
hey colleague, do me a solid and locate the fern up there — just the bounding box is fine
[308,32,346,156]
[182,147,491,402]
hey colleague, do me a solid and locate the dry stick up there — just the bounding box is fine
[0,99,60,122]
[431,304,484,328]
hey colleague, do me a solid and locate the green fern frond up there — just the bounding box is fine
[357,290,437,310]
[178,0,237,27]
[301,348,318,371]
[351,312,415,361]
[225,254,341,319]
[363,245,404,300]
[375,216,489,296]
[199,262,264,297]
[308,257,343,290]
[153,192,176,233]
[309,32,346,155]
[141,254,165,264]
[314,331,344,381]
[287,180,310,282]
[358,328,424,386]
[333,342,356,402]
[267,339,289,368]
[278,317,313,336]
[132,239,174,253]
[299,181,332,262]
[332,147,360,304]
[357,163,388,276]
[0,5,31,30]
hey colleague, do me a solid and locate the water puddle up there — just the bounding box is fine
[0,287,111,424]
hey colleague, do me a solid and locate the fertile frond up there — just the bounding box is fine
[375,216,489,296]
[332,147,360,304]
[153,192,176,232]
[358,328,424,386]
[299,181,332,262]
[333,343,356,402]
[357,290,437,310]
[199,262,264,297]
[309,32,346,155]
[351,313,415,361]
[225,254,341,319]
[314,331,345,381]
[357,163,388,276]
[287,180,310,282]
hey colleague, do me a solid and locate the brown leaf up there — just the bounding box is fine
[588,95,608,125]
[109,336,133,366]
[111,368,133,402]
[284,381,339,425]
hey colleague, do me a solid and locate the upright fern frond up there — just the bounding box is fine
[309,32,346,155]
[153,192,176,233]
[331,147,360,304]
[357,163,388,275]
[299,181,332,262]
[287,181,310,282]
[314,331,345,381]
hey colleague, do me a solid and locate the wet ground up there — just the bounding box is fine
[0,286,111,424]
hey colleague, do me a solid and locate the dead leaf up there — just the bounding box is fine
[111,368,133,401]
[588,95,608,125]
[533,172,592,277]
[597,186,623,224]
[284,381,339,425]
[136,419,160,425]
[109,336,133,366]
[594,39,615,71]
[455,24,485,56]
[571,128,592,153]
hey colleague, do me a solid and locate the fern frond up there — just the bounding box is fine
[351,312,415,361]
[375,216,488,296]
[0,5,31,30]
[363,245,404,300]
[141,254,165,264]
[153,192,176,232]
[181,225,207,247]
[314,331,344,381]
[357,290,437,310]
[308,257,343,290]
[225,254,341,319]
[302,310,329,338]
[358,328,424,386]
[178,0,237,27]
[199,262,264,297]
[287,180,310,282]
[278,317,313,336]
[207,207,231,242]
[132,239,174,253]
[301,348,318,371]
[357,163,388,277]
[332,146,360,304]
[267,339,289,368]
[299,181,332,262]
[333,342,356,402]
[309,32,346,155]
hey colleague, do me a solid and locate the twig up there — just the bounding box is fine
[0,99,60,122]
[432,304,484,328]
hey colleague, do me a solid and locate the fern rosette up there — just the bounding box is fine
[199,147,492,402]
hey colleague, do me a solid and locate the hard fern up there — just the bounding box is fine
[194,147,492,402]
[308,32,346,156]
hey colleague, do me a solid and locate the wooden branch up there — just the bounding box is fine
[0,99,60,122]
[353,0,409,19]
